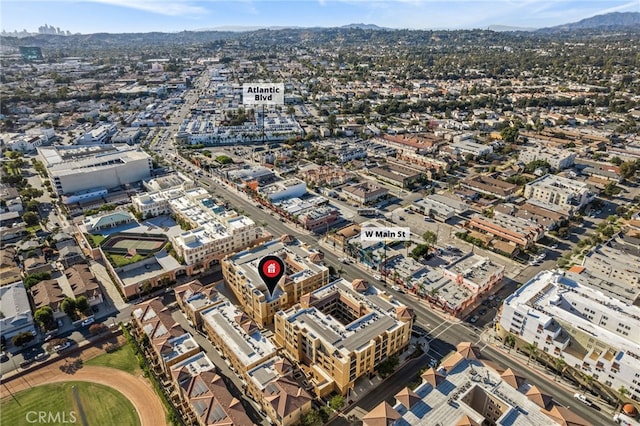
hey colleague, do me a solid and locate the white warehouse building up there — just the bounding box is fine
[38,144,152,195]
[498,270,640,402]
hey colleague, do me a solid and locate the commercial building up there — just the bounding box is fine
[411,193,469,222]
[78,123,117,144]
[342,182,388,205]
[364,342,589,426]
[298,207,340,232]
[38,144,152,195]
[467,211,545,250]
[497,270,640,402]
[274,278,413,397]
[519,145,576,170]
[368,162,424,189]
[176,114,302,145]
[259,178,307,202]
[222,238,329,326]
[404,254,504,316]
[0,281,37,341]
[450,140,494,158]
[524,174,594,214]
[247,357,313,426]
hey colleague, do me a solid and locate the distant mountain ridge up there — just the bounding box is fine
[538,11,640,32]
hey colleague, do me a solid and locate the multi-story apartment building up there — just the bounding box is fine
[131,299,200,374]
[581,238,640,290]
[497,270,640,402]
[174,280,225,329]
[524,174,594,214]
[342,182,388,205]
[201,301,278,376]
[132,187,266,270]
[467,212,545,249]
[246,357,313,426]
[461,175,519,201]
[363,342,590,426]
[222,238,329,326]
[519,146,576,170]
[38,144,152,196]
[274,279,413,397]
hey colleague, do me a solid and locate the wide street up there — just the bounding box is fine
[190,168,614,425]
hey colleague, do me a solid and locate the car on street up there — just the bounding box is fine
[54,341,72,353]
[35,352,49,362]
[574,393,592,406]
[373,274,382,281]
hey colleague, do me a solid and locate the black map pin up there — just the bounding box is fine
[258,255,285,297]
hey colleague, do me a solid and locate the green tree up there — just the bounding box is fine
[553,357,567,382]
[619,161,637,179]
[504,334,516,353]
[34,306,54,330]
[61,297,77,318]
[422,230,437,251]
[327,114,337,134]
[23,211,40,226]
[617,386,629,412]
[76,296,89,314]
[377,355,399,378]
[525,342,538,365]
[12,331,35,346]
[329,394,345,411]
[500,126,519,143]
[300,409,324,426]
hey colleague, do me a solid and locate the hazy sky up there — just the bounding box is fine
[2,0,639,34]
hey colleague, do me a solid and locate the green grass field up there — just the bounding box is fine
[85,343,140,375]
[107,253,146,267]
[1,382,140,426]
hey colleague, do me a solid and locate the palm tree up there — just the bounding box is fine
[582,374,594,395]
[524,343,538,365]
[553,357,567,382]
[617,386,629,412]
[504,334,516,353]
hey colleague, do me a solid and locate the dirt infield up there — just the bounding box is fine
[1,345,167,426]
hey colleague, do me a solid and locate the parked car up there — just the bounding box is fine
[81,317,95,327]
[469,315,479,324]
[54,341,72,353]
[35,352,49,362]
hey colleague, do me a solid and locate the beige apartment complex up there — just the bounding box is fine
[221,236,329,326]
[274,278,413,397]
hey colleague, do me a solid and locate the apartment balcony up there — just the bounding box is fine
[544,320,561,338]
[553,330,570,349]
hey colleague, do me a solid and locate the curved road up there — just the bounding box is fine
[1,365,166,426]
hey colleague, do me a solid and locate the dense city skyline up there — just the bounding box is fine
[3,0,639,34]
